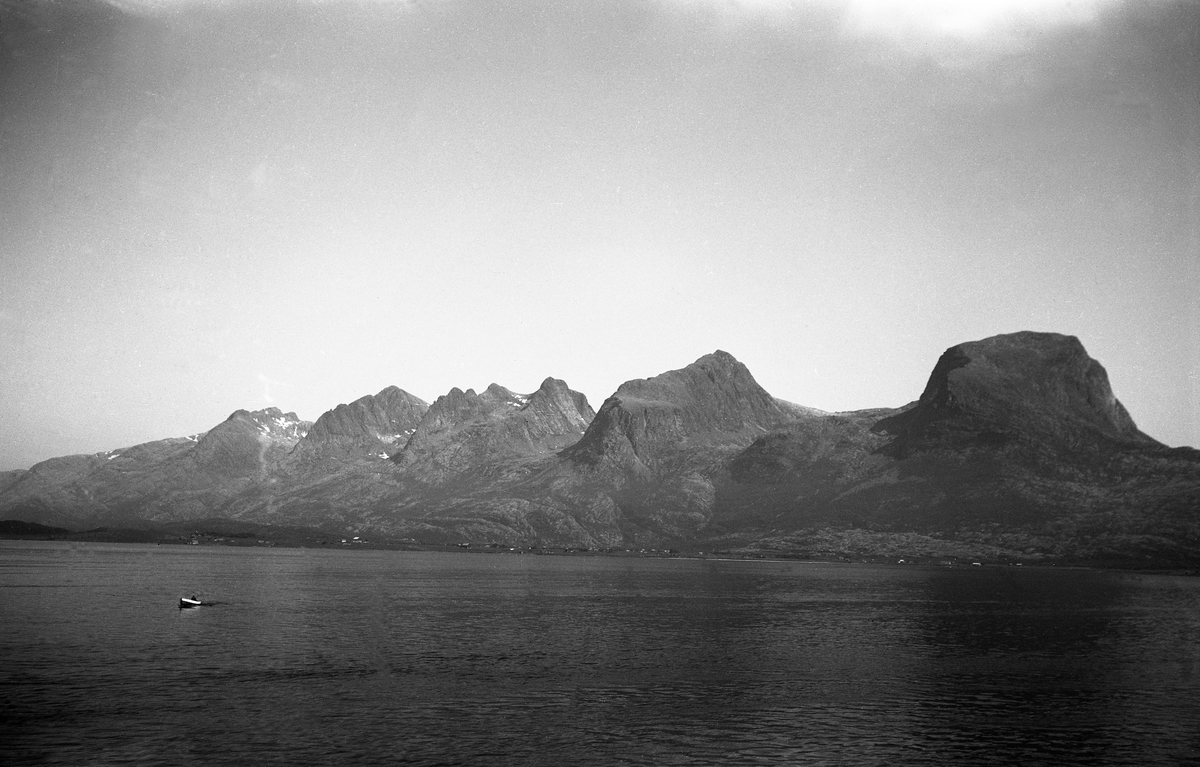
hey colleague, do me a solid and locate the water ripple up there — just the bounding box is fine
[3,543,1199,766]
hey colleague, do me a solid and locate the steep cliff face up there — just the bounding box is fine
[872,332,1157,455]
[288,387,427,464]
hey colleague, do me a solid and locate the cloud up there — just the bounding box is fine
[839,0,1116,38]
[836,0,1121,53]
[96,0,1122,52]
[669,0,1124,60]
[100,0,227,15]
[100,0,421,15]
[258,372,281,404]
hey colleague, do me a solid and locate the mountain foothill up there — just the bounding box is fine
[2,332,1197,566]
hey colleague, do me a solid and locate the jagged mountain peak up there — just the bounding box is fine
[218,408,309,441]
[182,408,310,480]
[392,377,593,479]
[290,386,428,461]
[695,349,740,367]
[531,377,593,423]
[612,349,756,403]
[484,382,515,398]
[426,387,494,421]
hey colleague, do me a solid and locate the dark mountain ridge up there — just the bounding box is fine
[708,333,1198,563]
[874,332,1156,455]
[2,332,1197,565]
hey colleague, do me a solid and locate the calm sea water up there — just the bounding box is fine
[2,542,1198,766]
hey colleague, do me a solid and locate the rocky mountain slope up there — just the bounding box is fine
[394,378,593,484]
[1,332,1197,564]
[0,409,310,528]
[361,351,808,547]
[285,386,428,466]
[545,350,808,542]
[205,377,598,532]
[708,333,1199,563]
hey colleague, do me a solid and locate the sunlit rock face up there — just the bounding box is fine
[501,351,809,545]
[288,387,428,465]
[563,350,796,473]
[0,408,311,528]
[184,408,310,479]
[219,391,429,529]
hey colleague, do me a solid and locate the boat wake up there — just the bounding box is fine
[178,597,226,609]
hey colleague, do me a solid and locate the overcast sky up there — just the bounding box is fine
[1,0,1196,470]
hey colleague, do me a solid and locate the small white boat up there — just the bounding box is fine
[179,596,202,608]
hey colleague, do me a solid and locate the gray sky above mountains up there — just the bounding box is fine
[1,0,1196,469]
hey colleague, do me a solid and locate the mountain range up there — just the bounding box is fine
[2,332,1197,565]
